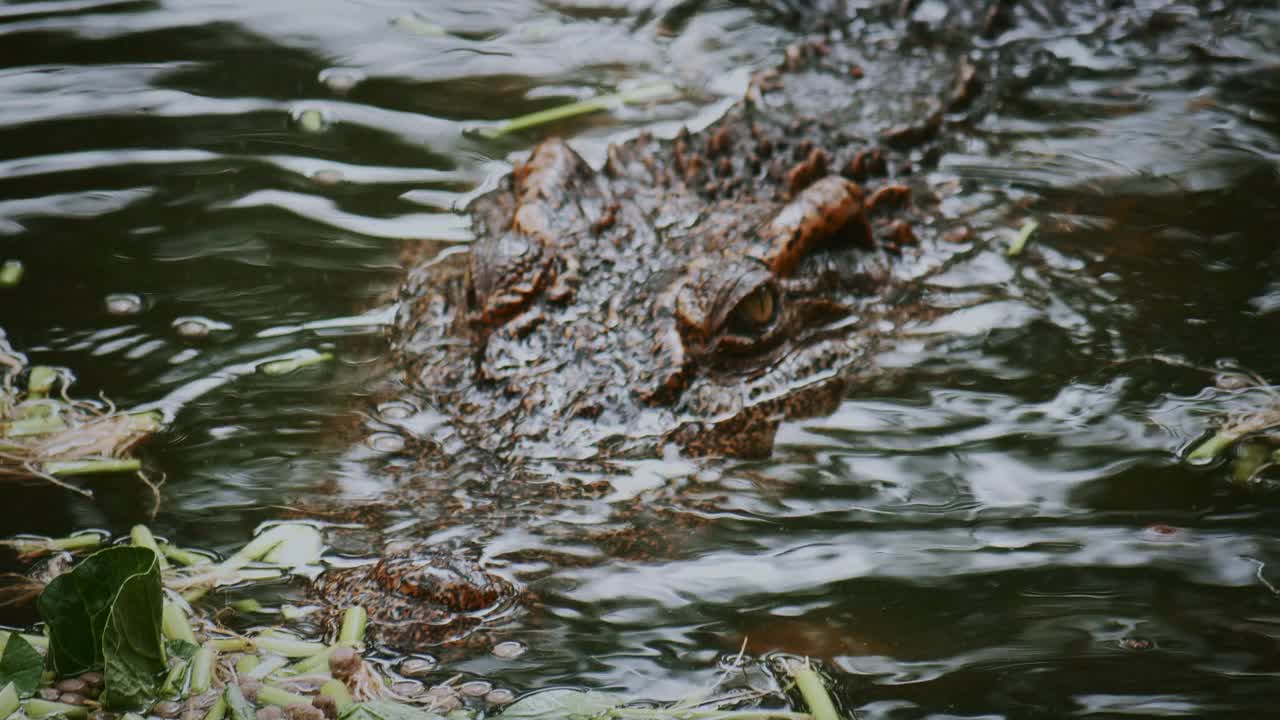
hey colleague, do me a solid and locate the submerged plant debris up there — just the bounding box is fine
[1185,370,1280,489]
[0,526,846,720]
[0,336,161,496]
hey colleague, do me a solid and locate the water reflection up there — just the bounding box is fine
[1,0,1279,715]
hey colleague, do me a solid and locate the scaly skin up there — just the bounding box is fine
[321,0,1186,653]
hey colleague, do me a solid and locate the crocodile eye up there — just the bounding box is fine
[727,284,776,334]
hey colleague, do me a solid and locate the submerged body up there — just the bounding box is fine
[321,0,1199,651]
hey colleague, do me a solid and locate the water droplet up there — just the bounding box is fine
[398,657,437,678]
[174,319,210,339]
[378,400,417,421]
[294,108,329,133]
[319,68,365,94]
[367,432,405,453]
[311,169,344,185]
[459,681,492,697]
[490,641,526,660]
[484,689,515,705]
[105,293,143,316]
[390,681,423,698]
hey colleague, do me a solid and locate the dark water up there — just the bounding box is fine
[2,0,1280,717]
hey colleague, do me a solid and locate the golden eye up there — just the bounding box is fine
[728,284,776,333]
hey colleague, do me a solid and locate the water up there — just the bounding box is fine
[2,0,1280,716]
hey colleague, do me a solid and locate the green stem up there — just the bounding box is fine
[162,601,199,646]
[131,525,169,570]
[1006,218,1038,257]
[191,644,217,694]
[211,638,254,653]
[318,680,352,712]
[160,543,213,566]
[3,534,101,558]
[26,368,57,398]
[789,664,840,720]
[24,700,88,719]
[235,655,260,675]
[256,686,312,708]
[258,352,334,377]
[480,82,676,138]
[218,526,295,574]
[1187,430,1238,463]
[160,658,190,697]
[224,685,255,720]
[337,606,367,646]
[253,635,327,658]
[281,647,333,677]
[0,682,18,720]
[46,458,142,476]
[2,417,67,438]
[203,697,228,720]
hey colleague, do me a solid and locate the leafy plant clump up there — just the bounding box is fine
[0,525,846,720]
[0,337,161,496]
[1184,371,1280,489]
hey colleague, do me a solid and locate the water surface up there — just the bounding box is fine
[2,1,1279,716]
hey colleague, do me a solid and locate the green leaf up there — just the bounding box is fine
[102,559,166,710]
[224,684,255,720]
[37,547,159,676]
[166,639,199,661]
[500,689,623,720]
[0,635,42,697]
[35,546,166,711]
[338,701,445,720]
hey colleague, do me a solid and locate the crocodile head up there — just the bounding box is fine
[394,32,974,460]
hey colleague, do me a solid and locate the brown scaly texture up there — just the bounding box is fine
[320,0,1231,652]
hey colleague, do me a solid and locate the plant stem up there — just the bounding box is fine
[25,699,89,719]
[281,647,333,677]
[256,686,312,708]
[480,82,676,138]
[163,601,199,645]
[224,685,255,720]
[1187,430,1238,463]
[131,525,169,569]
[0,682,18,720]
[191,644,216,694]
[203,697,227,720]
[160,543,213,566]
[788,663,840,720]
[212,638,254,653]
[1006,218,1038,257]
[253,635,327,658]
[318,680,352,712]
[46,459,142,476]
[338,606,367,646]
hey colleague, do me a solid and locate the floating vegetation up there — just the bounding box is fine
[258,352,335,377]
[390,15,445,37]
[1182,368,1280,489]
[0,526,848,720]
[0,339,161,497]
[0,262,22,289]
[476,82,677,139]
[1006,218,1038,257]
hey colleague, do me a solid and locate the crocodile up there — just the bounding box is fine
[314,0,1194,653]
